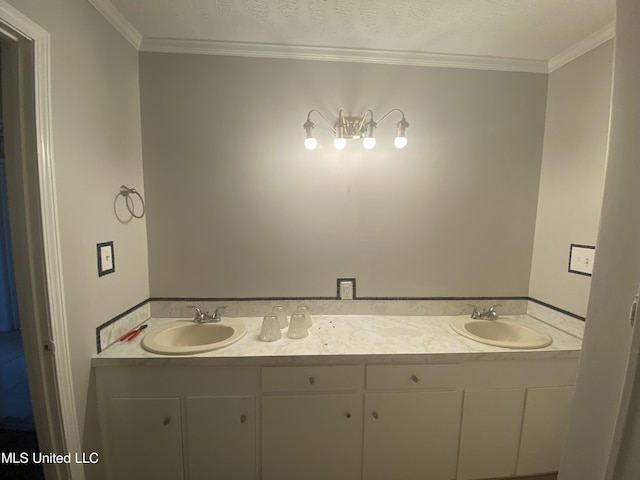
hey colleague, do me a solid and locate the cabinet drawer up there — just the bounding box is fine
[366,364,459,390]
[262,366,363,393]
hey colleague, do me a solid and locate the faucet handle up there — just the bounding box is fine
[485,304,501,319]
[187,305,204,321]
[467,304,482,319]
[214,306,228,319]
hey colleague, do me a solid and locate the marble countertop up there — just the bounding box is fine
[92,314,582,367]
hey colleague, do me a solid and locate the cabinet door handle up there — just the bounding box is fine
[345,412,351,419]
[240,414,247,424]
[308,376,316,385]
[411,374,419,383]
[372,411,379,420]
[162,416,171,426]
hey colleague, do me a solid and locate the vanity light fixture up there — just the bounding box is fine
[303,108,409,150]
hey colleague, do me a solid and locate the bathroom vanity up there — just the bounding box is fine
[93,314,581,480]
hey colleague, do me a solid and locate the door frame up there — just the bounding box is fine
[0,2,81,479]
[605,288,640,478]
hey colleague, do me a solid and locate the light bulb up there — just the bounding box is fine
[334,137,347,150]
[394,117,409,149]
[394,136,408,149]
[304,137,318,150]
[363,121,376,149]
[334,120,346,150]
[303,119,316,150]
[363,137,376,149]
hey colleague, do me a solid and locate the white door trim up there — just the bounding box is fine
[0,2,81,479]
[605,288,640,478]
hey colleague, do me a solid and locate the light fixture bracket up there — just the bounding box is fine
[339,116,368,139]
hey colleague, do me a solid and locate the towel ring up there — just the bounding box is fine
[119,185,146,219]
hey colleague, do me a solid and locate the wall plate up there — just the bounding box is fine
[336,278,356,300]
[568,244,595,276]
[97,241,115,277]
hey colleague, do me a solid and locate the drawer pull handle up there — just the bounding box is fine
[240,414,247,424]
[309,376,316,385]
[345,412,351,419]
[162,416,171,426]
[411,374,419,383]
[372,411,379,420]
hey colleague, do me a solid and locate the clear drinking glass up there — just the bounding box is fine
[272,303,288,328]
[295,303,312,328]
[287,312,309,339]
[259,313,282,342]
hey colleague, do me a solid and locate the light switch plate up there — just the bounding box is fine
[568,244,595,276]
[97,241,115,277]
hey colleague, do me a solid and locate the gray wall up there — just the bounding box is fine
[529,41,613,318]
[7,0,149,477]
[140,54,547,299]
[560,0,640,478]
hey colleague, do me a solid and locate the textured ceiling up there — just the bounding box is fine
[107,0,614,62]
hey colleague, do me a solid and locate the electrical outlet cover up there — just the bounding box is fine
[337,278,356,300]
[340,281,353,300]
[568,244,595,276]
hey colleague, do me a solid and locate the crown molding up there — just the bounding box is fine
[140,38,549,73]
[87,0,142,49]
[87,0,613,74]
[548,21,616,72]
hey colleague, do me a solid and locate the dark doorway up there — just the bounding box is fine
[0,48,44,480]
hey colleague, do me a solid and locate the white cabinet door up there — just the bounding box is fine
[517,386,575,475]
[363,390,463,480]
[186,396,256,480]
[261,394,363,480]
[108,397,183,480]
[457,389,526,480]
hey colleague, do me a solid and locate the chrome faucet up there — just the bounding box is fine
[482,305,500,320]
[468,304,501,320]
[188,305,228,323]
[468,304,483,319]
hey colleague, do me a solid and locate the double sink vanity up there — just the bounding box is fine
[93,308,582,480]
[139,311,554,355]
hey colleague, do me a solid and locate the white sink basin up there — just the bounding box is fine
[142,319,246,355]
[450,315,552,349]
